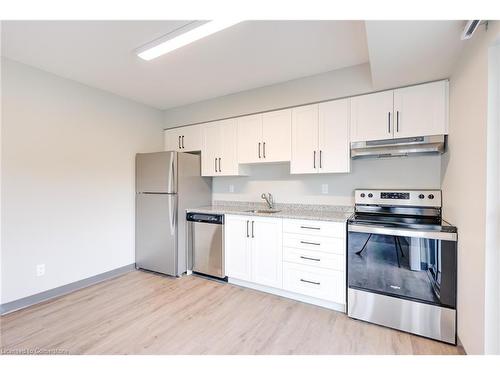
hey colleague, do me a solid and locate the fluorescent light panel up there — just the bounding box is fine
[137,20,241,61]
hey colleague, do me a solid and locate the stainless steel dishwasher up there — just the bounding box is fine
[186,212,225,279]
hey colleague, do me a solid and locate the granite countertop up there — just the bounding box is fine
[187,201,353,222]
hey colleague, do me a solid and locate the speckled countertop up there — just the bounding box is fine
[187,201,353,222]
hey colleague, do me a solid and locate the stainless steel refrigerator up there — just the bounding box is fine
[135,151,211,276]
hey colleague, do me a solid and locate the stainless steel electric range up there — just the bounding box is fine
[347,189,457,344]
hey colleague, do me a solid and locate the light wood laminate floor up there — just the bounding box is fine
[0,271,464,355]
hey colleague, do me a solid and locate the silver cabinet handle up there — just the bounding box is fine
[300,278,320,285]
[218,157,221,172]
[246,220,249,238]
[263,142,266,158]
[178,136,181,149]
[313,151,316,169]
[214,158,217,173]
[396,111,400,132]
[319,150,322,168]
[300,256,320,262]
[388,112,391,134]
[251,221,254,238]
[300,226,320,230]
[300,240,320,246]
[182,135,185,148]
[258,142,261,158]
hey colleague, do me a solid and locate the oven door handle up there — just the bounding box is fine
[348,224,457,241]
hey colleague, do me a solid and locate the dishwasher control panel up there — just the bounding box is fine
[186,212,224,224]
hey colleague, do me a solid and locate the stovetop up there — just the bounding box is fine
[348,213,457,233]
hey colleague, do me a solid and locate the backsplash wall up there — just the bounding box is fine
[212,155,442,206]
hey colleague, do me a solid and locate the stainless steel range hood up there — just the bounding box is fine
[350,135,445,159]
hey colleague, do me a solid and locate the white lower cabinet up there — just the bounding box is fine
[225,215,347,311]
[225,215,283,289]
[283,262,345,303]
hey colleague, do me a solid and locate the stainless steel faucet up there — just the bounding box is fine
[261,193,274,209]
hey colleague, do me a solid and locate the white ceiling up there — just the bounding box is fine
[365,21,465,89]
[1,20,369,110]
[1,20,466,110]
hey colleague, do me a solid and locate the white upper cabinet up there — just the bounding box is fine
[237,114,262,164]
[350,80,449,142]
[393,80,449,138]
[201,119,239,177]
[262,109,291,162]
[237,109,291,164]
[291,104,319,174]
[291,100,350,174]
[318,98,351,173]
[164,124,202,152]
[350,90,394,142]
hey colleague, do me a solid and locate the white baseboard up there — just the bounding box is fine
[228,277,346,313]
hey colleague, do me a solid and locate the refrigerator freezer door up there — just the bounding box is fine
[136,193,178,276]
[136,152,177,193]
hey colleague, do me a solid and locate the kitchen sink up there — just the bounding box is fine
[244,209,281,214]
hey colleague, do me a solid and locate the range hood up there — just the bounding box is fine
[351,135,446,159]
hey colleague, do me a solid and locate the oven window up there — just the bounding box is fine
[348,232,456,307]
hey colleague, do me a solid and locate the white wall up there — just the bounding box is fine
[1,58,165,304]
[213,157,441,206]
[485,41,500,355]
[164,63,373,127]
[441,21,500,354]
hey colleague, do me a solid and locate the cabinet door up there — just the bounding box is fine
[181,124,203,152]
[164,128,183,151]
[219,118,239,176]
[262,109,292,162]
[291,104,319,174]
[318,99,351,173]
[237,114,263,164]
[393,80,449,138]
[251,217,283,288]
[201,122,221,176]
[350,90,394,142]
[225,215,252,282]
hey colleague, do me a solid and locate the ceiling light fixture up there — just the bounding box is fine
[137,20,242,61]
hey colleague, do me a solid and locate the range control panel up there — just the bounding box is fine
[355,189,442,207]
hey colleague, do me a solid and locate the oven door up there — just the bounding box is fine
[347,224,457,308]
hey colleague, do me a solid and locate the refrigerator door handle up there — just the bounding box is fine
[169,195,177,236]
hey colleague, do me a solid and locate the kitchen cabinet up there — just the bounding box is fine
[350,80,449,142]
[291,104,319,174]
[201,119,239,176]
[164,124,202,152]
[225,215,252,282]
[393,80,448,138]
[237,109,291,164]
[350,90,394,142]
[291,99,350,174]
[225,215,283,289]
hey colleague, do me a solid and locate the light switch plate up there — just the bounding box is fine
[321,184,329,194]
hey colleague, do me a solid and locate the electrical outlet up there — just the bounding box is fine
[229,184,235,193]
[321,184,329,194]
[36,264,45,277]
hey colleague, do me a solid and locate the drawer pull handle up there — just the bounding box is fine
[300,240,320,246]
[300,256,320,262]
[300,226,320,230]
[300,278,320,285]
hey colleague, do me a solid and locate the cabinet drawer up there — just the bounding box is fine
[283,262,345,303]
[283,247,344,271]
[283,233,344,255]
[283,219,345,238]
